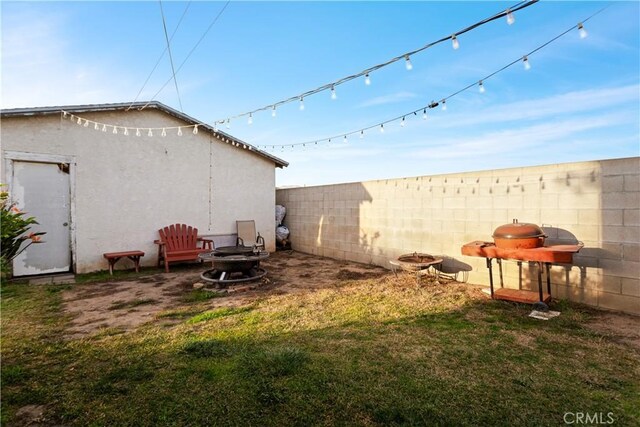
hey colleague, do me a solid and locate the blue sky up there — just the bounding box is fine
[2,1,639,187]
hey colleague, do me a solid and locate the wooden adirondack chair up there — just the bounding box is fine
[155,224,214,272]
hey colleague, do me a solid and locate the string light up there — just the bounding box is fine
[272,106,277,117]
[161,128,167,137]
[404,55,413,70]
[193,125,198,135]
[248,113,253,125]
[83,120,89,127]
[506,9,515,25]
[177,127,183,136]
[360,130,364,139]
[94,122,99,130]
[136,128,141,137]
[61,5,608,152]
[451,35,460,50]
[578,22,587,38]
[422,109,428,120]
[148,129,153,137]
[102,124,107,132]
[299,97,305,111]
[364,73,371,85]
[400,117,406,127]
[162,2,542,126]
[343,135,347,143]
[113,126,118,134]
[523,55,531,70]
[124,128,129,136]
[331,85,337,100]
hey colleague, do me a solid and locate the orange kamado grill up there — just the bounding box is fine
[461,220,583,307]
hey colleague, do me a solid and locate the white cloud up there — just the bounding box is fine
[357,91,418,108]
[408,111,636,160]
[437,84,640,129]
[1,7,130,108]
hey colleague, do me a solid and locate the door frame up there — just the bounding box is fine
[3,150,77,274]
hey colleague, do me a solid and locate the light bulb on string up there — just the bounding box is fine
[422,109,428,120]
[272,106,277,117]
[523,55,531,70]
[506,9,515,25]
[401,117,406,127]
[84,120,89,128]
[63,111,68,118]
[441,100,447,111]
[578,23,587,39]
[343,135,347,144]
[451,35,460,50]
[161,128,167,137]
[136,128,141,137]
[113,126,118,134]
[248,113,253,125]
[404,55,413,70]
[360,130,364,139]
[380,124,385,133]
[102,124,107,132]
[124,128,129,136]
[225,119,231,129]
[177,127,183,136]
[479,80,485,93]
[77,117,82,125]
[193,125,199,135]
[94,122,99,130]
[331,85,337,100]
[148,129,153,137]
[364,73,371,85]
[299,97,305,111]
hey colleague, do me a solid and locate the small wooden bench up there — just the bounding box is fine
[103,250,145,275]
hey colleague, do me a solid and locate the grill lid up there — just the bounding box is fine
[492,219,546,239]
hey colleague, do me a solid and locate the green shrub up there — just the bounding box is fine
[1,186,46,277]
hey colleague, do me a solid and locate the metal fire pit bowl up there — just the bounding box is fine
[199,251,270,287]
[395,253,443,271]
[213,245,255,256]
[390,252,444,284]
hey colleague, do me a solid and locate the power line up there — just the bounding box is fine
[139,1,231,110]
[127,1,191,111]
[159,0,183,112]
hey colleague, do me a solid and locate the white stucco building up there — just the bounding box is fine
[1,102,288,275]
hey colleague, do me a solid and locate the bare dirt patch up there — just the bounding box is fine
[62,251,639,345]
[62,251,390,337]
[585,312,640,350]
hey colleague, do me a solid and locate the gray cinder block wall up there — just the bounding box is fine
[276,157,640,315]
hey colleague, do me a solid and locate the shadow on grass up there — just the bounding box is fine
[2,278,638,427]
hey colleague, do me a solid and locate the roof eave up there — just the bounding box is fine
[1,101,289,168]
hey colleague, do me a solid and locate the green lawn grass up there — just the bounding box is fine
[1,273,639,426]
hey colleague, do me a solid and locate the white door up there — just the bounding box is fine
[11,161,72,276]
